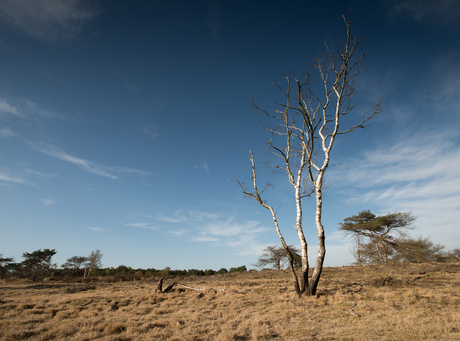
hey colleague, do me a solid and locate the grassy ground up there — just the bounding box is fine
[1,263,460,340]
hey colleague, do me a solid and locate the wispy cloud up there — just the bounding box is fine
[125,222,157,231]
[25,169,61,180]
[0,0,98,42]
[0,99,20,116]
[22,100,61,119]
[41,197,57,206]
[157,211,187,223]
[30,142,119,180]
[0,98,63,120]
[113,167,158,177]
[330,128,460,247]
[0,126,16,138]
[0,166,60,185]
[193,236,220,242]
[331,129,460,188]
[141,124,159,139]
[0,170,28,184]
[88,226,104,232]
[28,141,158,181]
[388,0,460,25]
[430,55,460,116]
[168,229,189,236]
[158,210,270,255]
[193,163,211,172]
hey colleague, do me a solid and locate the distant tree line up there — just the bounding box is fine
[0,249,247,282]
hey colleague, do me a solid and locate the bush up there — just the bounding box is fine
[187,269,205,276]
[229,265,247,273]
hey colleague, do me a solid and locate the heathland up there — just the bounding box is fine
[1,263,459,340]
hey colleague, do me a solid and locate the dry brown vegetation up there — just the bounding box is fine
[1,263,460,340]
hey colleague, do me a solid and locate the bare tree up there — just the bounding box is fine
[255,245,301,270]
[237,11,381,296]
[84,249,103,279]
[445,248,460,262]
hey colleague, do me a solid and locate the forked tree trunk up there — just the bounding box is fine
[237,12,381,297]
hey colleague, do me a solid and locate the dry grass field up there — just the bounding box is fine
[1,263,460,340]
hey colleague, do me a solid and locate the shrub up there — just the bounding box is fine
[229,265,247,273]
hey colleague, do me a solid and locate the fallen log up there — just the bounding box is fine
[163,281,176,293]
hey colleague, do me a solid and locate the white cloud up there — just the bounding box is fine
[0,171,28,184]
[330,128,460,248]
[22,100,61,119]
[113,166,159,177]
[430,55,460,117]
[0,0,98,41]
[155,209,354,265]
[200,219,268,238]
[192,163,211,172]
[331,129,460,189]
[25,169,61,179]
[0,126,16,138]
[88,226,104,232]
[41,197,57,206]
[28,141,157,181]
[0,99,19,116]
[125,222,157,231]
[167,229,189,236]
[30,142,119,180]
[0,98,63,120]
[157,211,187,223]
[141,124,159,139]
[158,210,271,255]
[193,236,219,242]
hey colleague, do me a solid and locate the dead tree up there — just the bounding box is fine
[237,11,381,296]
[156,278,164,293]
[84,250,103,279]
[155,277,176,293]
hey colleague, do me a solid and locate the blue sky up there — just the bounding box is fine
[1,0,459,270]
